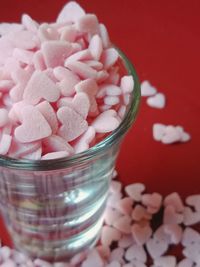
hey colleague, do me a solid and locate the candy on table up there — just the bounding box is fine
[153,123,191,144]
[0,1,134,160]
[0,178,200,266]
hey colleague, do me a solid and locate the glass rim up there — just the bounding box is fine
[0,47,141,171]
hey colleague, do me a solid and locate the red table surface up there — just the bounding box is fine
[0,0,200,247]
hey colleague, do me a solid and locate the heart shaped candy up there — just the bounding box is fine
[186,195,200,212]
[142,193,162,211]
[141,81,157,96]
[74,126,96,153]
[14,105,52,143]
[147,93,166,109]
[57,1,85,23]
[113,215,132,234]
[101,226,121,247]
[164,192,184,212]
[92,110,120,133]
[146,238,168,259]
[57,106,88,142]
[183,207,200,226]
[89,34,103,61]
[131,224,152,246]
[125,183,145,201]
[163,205,183,225]
[37,101,58,134]
[23,71,60,105]
[124,244,147,263]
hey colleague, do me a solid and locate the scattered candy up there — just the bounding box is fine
[153,123,191,144]
[0,177,200,266]
[146,93,166,109]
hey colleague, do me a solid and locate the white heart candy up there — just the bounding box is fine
[141,80,157,96]
[146,238,168,259]
[183,207,200,226]
[125,183,145,201]
[147,93,166,109]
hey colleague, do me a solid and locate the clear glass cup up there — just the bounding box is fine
[0,48,140,262]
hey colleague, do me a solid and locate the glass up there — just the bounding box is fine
[0,48,141,262]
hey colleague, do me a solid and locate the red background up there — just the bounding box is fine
[0,0,200,246]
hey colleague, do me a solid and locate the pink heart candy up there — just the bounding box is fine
[7,30,39,49]
[146,238,168,259]
[84,60,103,70]
[0,108,9,127]
[23,71,60,105]
[164,192,184,212]
[161,126,181,144]
[186,194,200,212]
[118,234,135,249]
[60,25,77,42]
[0,134,12,155]
[124,244,147,263]
[125,183,145,201]
[101,226,121,247]
[183,207,200,226]
[74,126,96,153]
[181,227,200,247]
[82,249,104,267]
[163,224,183,244]
[57,106,88,142]
[14,105,52,143]
[89,34,103,61]
[141,80,157,96]
[113,215,132,234]
[42,151,70,160]
[99,24,111,49]
[66,60,97,79]
[147,92,166,109]
[33,51,46,71]
[109,248,125,264]
[76,14,99,35]
[101,48,119,69]
[104,207,122,226]
[43,135,74,155]
[64,49,92,65]
[115,197,133,216]
[57,1,85,23]
[110,180,122,194]
[132,205,152,221]
[21,14,39,33]
[131,224,152,246]
[54,67,80,97]
[163,205,183,225]
[71,92,90,119]
[153,123,166,141]
[13,48,34,65]
[37,101,58,134]
[107,192,122,208]
[142,193,163,210]
[92,110,120,133]
[8,139,41,158]
[42,40,72,68]
[23,147,42,160]
[120,76,134,94]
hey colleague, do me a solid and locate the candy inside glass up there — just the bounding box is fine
[0,48,140,262]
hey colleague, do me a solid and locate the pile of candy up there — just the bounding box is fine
[0,172,200,266]
[0,1,134,160]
